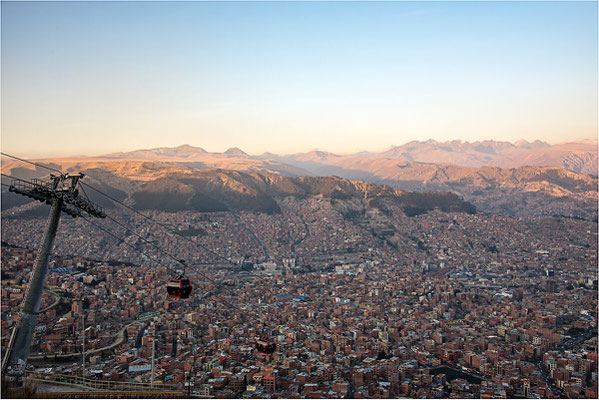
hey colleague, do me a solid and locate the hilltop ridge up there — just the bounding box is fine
[96,139,598,175]
[2,163,476,218]
[1,139,596,219]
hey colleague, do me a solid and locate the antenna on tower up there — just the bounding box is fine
[1,172,106,382]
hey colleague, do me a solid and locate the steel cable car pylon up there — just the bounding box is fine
[1,173,106,381]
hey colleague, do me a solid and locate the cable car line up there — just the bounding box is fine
[102,213,187,273]
[76,181,268,303]
[3,171,259,322]
[3,154,279,354]
[1,173,37,185]
[78,181,93,203]
[79,181,238,267]
[81,215,204,291]
[79,180,278,348]
[79,215,171,271]
[82,216,245,313]
[0,151,63,174]
[78,189,278,352]
[101,212,234,302]
[78,180,273,316]
[88,211,242,311]
[99,213,194,299]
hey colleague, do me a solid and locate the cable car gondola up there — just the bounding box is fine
[255,337,276,354]
[167,277,193,299]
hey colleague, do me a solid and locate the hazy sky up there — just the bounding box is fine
[2,1,597,158]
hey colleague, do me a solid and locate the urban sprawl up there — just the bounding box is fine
[1,198,598,398]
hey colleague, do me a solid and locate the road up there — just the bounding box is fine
[535,360,557,396]
[288,209,310,254]
[29,320,141,362]
[25,378,95,393]
[39,289,62,313]
[534,327,596,397]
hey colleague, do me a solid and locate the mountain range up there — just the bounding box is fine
[1,139,597,220]
[103,139,598,175]
[1,162,475,223]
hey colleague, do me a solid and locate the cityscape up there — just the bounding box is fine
[1,0,598,399]
[1,177,598,398]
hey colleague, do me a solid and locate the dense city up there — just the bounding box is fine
[2,0,597,398]
[1,197,598,398]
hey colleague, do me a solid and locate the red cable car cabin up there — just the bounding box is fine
[167,278,192,299]
[255,338,276,354]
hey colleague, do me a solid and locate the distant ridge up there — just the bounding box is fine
[104,144,208,159]
[1,162,476,217]
[275,139,595,175]
[362,139,595,174]
[1,139,596,219]
[99,145,311,177]
[223,147,248,156]
[97,139,597,175]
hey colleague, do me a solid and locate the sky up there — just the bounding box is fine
[1,1,597,158]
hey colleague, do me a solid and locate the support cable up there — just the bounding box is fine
[79,215,172,271]
[2,154,270,333]
[0,152,63,174]
[79,184,263,323]
[3,172,245,314]
[1,173,37,185]
[102,213,245,312]
[79,181,238,267]
[103,213,187,273]
[79,215,246,317]
[78,182,92,203]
